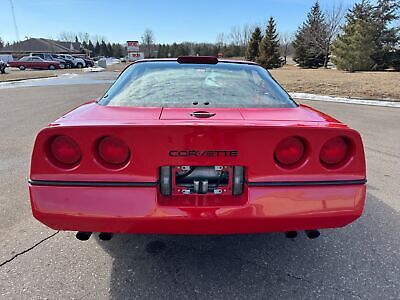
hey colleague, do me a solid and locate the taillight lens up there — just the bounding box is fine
[98,136,130,165]
[50,135,81,166]
[275,137,305,166]
[320,136,348,166]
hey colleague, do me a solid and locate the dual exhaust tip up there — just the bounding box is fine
[285,230,320,239]
[76,232,113,241]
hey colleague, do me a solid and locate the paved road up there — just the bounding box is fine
[0,75,399,299]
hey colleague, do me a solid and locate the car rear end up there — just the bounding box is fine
[29,58,366,235]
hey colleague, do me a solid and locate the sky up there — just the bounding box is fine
[1,0,360,44]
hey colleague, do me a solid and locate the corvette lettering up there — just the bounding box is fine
[169,150,239,157]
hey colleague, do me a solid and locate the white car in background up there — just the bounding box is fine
[58,54,86,68]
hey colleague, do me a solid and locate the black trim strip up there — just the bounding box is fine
[247,179,366,187]
[28,179,157,187]
[29,179,366,188]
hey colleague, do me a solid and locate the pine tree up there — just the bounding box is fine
[100,40,108,56]
[245,27,262,62]
[293,1,329,68]
[371,0,400,69]
[94,41,100,56]
[332,1,377,72]
[257,17,282,68]
[87,40,95,56]
[107,42,113,57]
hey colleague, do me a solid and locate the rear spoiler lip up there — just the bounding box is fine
[28,179,366,187]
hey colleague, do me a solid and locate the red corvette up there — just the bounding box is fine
[29,57,366,240]
[9,56,61,70]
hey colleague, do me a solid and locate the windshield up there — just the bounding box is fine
[99,61,296,108]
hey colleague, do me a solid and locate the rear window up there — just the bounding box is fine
[99,61,296,108]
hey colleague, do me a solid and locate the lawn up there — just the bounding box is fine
[269,65,400,100]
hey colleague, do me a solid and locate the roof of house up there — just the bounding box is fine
[0,38,82,54]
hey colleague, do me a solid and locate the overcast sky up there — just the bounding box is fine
[1,0,361,44]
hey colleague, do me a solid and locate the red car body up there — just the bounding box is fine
[9,56,60,70]
[29,58,366,235]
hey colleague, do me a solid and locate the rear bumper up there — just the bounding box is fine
[29,182,366,234]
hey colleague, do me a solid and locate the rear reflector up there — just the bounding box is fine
[320,136,348,166]
[177,56,218,64]
[98,136,130,165]
[50,135,81,166]
[275,137,305,166]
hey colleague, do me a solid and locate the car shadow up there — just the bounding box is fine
[97,192,400,299]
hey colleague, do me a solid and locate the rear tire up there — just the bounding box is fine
[19,65,26,71]
[160,167,172,196]
[76,62,83,68]
[48,64,56,70]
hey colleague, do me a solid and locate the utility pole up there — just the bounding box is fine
[9,0,20,41]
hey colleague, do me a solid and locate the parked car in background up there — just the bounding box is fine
[58,54,85,68]
[30,53,69,69]
[52,54,73,68]
[0,60,7,74]
[92,56,105,62]
[8,56,61,70]
[74,56,94,67]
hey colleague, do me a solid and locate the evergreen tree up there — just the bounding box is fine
[94,41,100,56]
[293,1,329,68]
[107,42,113,57]
[100,40,108,56]
[88,40,95,56]
[332,1,377,72]
[257,17,282,68]
[82,40,88,51]
[0,37,4,49]
[371,0,400,69]
[245,27,262,62]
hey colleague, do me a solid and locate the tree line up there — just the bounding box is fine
[81,38,126,58]
[244,0,399,71]
[2,0,398,71]
[292,0,399,71]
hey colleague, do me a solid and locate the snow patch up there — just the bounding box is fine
[83,67,105,72]
[290,92,400,108]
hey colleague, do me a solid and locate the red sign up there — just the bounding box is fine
[127,41,139,52]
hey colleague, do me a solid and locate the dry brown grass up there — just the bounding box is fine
[269,65,400,100]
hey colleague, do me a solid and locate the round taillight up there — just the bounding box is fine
[50,135,81,166]
[275,137,305,166]
[98,136,130,165]
[320,136,348,166]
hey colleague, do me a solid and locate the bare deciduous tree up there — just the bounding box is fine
[215,33,226,48]
[229,24,255,47]
[78,32,90,43]
[230,26,243,46]
[323,3,345,67]
[58,32,76,42]
[142,29,155,58]
[280,31,294,65]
